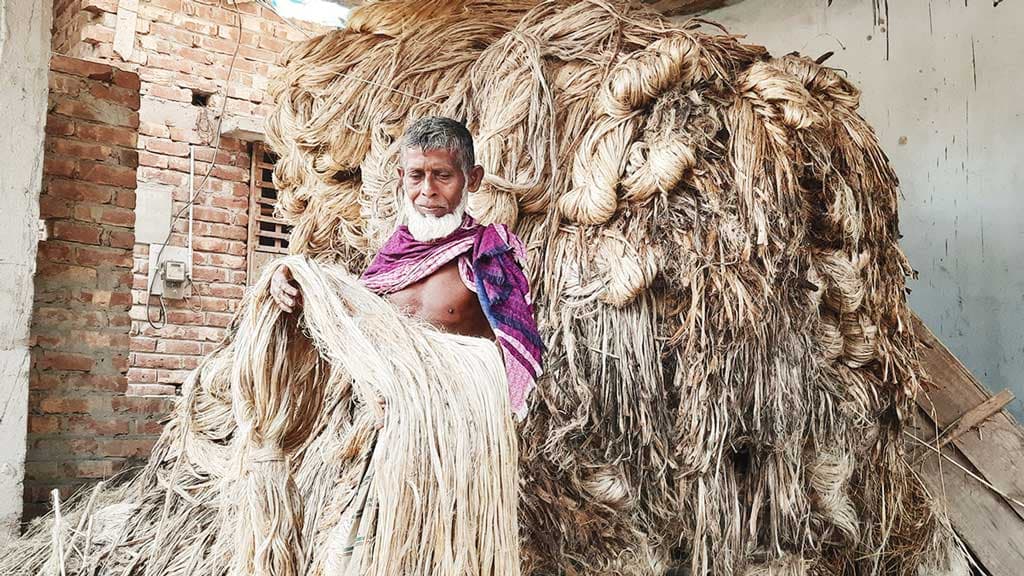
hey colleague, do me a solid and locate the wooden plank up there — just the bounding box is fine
[910,409,1024,576]
[912,313,1024,524]
[937,389,1015,449]
[247,142,261,283]
[255,229,291,241]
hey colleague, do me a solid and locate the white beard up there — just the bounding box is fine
[404,191,467,242]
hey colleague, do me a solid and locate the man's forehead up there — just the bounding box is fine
[402,146,461,168]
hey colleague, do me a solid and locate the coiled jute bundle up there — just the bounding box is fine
[2,1,966,575]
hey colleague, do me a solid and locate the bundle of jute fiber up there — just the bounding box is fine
[0,1,968,575]
[261,1,965,575]
[0,257,520,576]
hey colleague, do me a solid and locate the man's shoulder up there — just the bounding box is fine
[475,222,528,267]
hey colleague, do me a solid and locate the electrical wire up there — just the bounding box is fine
[145,0,244,329]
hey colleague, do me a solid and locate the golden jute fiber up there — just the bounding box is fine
[0,1,968,575]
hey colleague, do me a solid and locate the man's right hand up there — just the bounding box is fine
[270,264,302,313]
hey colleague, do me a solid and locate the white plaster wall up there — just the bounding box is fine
[703,0,1024,420]
[0,0,52,536]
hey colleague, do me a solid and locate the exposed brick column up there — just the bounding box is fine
[26,55,172,518]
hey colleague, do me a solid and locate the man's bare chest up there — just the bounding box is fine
[385,260,493,338]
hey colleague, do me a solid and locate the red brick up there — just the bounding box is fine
[101,438,157,458]
[126,383,178,396]
[69,374,127,393]
[36,351,96,372]
[147,53,194,75]
[130,336,157,352]
[139,121,170,138]
[37,242,74,263]
[165,309,205,324]
[204,312,234,328]
[77,162,136,188]
[156,369,191,384]
[35,261,99,287]
[64,414,130,435]
[48,178,113,204]
[204,283,245,299]
[33,333,65,349]
[191,3,239,26]
[191,205,233,224]
[51,220,103,244]
[96,206,136,227]
[112,69,141,91]
[146,83,192,103]
[156,339,202,355]
[138,150,169,168]
[208,252,246,269]
[237,45,278,64]
[111,395,176,414]
[44,156,79,178]
[39,196,72,219]
[114,189,136,209]
[45,115,76,137]
[257,34,288,54]
[74,245,131,268]
[37,396,92,413]
[180,17,218,37]
[65,460,118,479]
[144,137,189,157]
[49,138,111,162]
[209,163,248,181]
[81,23,115,45]
[209,194,248,210]
[49,55,115,81]
[132,419,167,435]
[131,352,183,369]
[28,416,61,434]
[76,122,137,147]
[29,371,62,391]
[49,73,87,95]
[88,83,141,109]
[108,229,136,249]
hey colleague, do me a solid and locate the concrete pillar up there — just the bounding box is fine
[0,0,53,535]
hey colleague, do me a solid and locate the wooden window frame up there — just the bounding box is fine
[247,142,292,283]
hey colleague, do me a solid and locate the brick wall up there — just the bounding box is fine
[44,1,325,398]
[25,0,327,514]
[27,55,173,518]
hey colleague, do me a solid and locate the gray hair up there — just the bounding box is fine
[400,116,476,173]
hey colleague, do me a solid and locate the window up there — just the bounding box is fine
[247,142,292,283]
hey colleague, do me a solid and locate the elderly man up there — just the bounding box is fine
[270,116,542,417]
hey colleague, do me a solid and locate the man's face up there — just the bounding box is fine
[399,147,483,216]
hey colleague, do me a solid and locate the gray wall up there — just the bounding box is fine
[0,0,52,534]
[703,0,1024,420]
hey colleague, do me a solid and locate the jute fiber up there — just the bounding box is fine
[1,0,966,575]
[262,1,962,575]
[0,257,520,576]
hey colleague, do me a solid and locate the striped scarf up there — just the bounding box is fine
[361,216,542,418]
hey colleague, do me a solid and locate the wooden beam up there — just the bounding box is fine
[910,409,1024,576]
[912,312,1024,525]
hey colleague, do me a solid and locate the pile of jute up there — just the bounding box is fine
[0,1,967,575]
[1,258,520,576]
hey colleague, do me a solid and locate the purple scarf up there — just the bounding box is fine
[361,216,543,419]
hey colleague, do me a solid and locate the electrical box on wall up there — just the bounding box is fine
[147,244,191,300]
